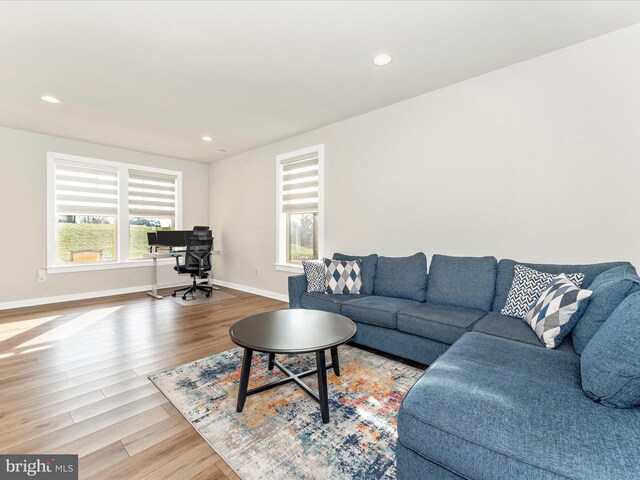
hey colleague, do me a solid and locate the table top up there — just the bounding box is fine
[143,252,176,258]
[229,309,357,354]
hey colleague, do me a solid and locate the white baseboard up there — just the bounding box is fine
[0,279,289,311]
[212,279,289,303]
[0,280,192,311]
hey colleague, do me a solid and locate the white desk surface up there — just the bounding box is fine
[144,251,220,258]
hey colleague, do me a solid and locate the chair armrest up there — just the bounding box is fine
[171,253,182,270]
[288,274,307,309]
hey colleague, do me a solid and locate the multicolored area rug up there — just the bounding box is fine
[149,345,424,480]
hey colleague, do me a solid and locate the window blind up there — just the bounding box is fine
[280,152,319,213]
[55,162,119,215]
[128,170,177,218]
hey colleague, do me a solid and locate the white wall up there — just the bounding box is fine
[209,24,640,298]
[0,126,209,305]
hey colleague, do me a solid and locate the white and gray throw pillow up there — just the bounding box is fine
[525,274,592,348]
[324,258,364,295]
[501,264,585,319]
[302,260,326,293]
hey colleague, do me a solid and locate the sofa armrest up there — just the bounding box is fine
[288,274,307,309]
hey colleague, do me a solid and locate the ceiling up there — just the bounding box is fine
[1,1,640,163]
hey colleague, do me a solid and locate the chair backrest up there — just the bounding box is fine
[184,226,213,272]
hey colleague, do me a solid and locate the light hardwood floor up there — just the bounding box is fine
[0,287,287,479]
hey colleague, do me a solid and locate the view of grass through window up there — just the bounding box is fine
[57,216,116,263]
[129,217,173,259]
[57,216,173,263]
[288,212,317,262]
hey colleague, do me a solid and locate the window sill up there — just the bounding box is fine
[274,263,304,274]
[47,258,175,274]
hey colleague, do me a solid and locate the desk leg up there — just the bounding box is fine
[208,277,220,290]
[146,256,163,300]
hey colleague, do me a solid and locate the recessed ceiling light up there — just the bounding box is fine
[217,149,227,153]
[201,136,213,142]
[372,54,392,66]
[40,95,61,104]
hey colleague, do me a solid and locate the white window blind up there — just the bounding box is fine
[128,170,177,218]
[55,162,119,215]
[280,152,319,213]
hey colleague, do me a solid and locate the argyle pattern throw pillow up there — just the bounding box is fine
[302,260,326,293]
[525,274,592,348]
[323,258,364,295]
[501,264,585,319]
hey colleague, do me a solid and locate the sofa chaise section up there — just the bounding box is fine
[397,332,640,480]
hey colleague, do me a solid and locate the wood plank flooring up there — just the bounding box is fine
[0,287,287,479]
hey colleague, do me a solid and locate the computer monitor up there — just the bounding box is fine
[155,230,190,248]
[146,232,158,246]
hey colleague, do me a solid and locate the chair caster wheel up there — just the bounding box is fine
[171,293,176,297]
[206,293,211,298]
[182,295,187,300]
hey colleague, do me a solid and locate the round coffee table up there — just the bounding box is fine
[229,309,357,424]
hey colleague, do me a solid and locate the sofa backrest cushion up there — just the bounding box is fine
[374,252,428,302]
[580,291,640,408]
[492,259,632,312]
[572,265,640,355]
[426,254,497,311]
[333,253,378,295]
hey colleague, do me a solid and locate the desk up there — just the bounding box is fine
[144,250,221,299]
[144,252,175,299]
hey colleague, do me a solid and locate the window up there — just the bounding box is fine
[53,163,119,264]
[47,152,182,271]
[128,171,177,260]
[276,145,324,271]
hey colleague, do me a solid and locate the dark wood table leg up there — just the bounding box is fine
[330,346,340,376]
[268,353,275,371]
[316,350,330,424]
[236,348,253,412]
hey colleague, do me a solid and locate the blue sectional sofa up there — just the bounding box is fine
[288,253,640,479]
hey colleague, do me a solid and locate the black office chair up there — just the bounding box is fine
[171,226,214,300]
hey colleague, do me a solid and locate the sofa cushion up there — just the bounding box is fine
[525,274,593,349]
[471,312,575,353]
[472,311,541,346]
[373,252,428,302]
[573,265,640,355]
[501,264,584,319]
[426,254,497,311]
[302,260,325,293]
[397,303,485,345]
[581,291,640,408]
[398,332,640,480]
[333,253,378,295]
[323,258,364,295]
[299,292,364,314]
[341,296,421,329]
[492,259,631,312]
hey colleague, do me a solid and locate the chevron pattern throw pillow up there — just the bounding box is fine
[324,258,364,295]
[501,264,585,319]
[525,274,592,348]
[302,260,326,293]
